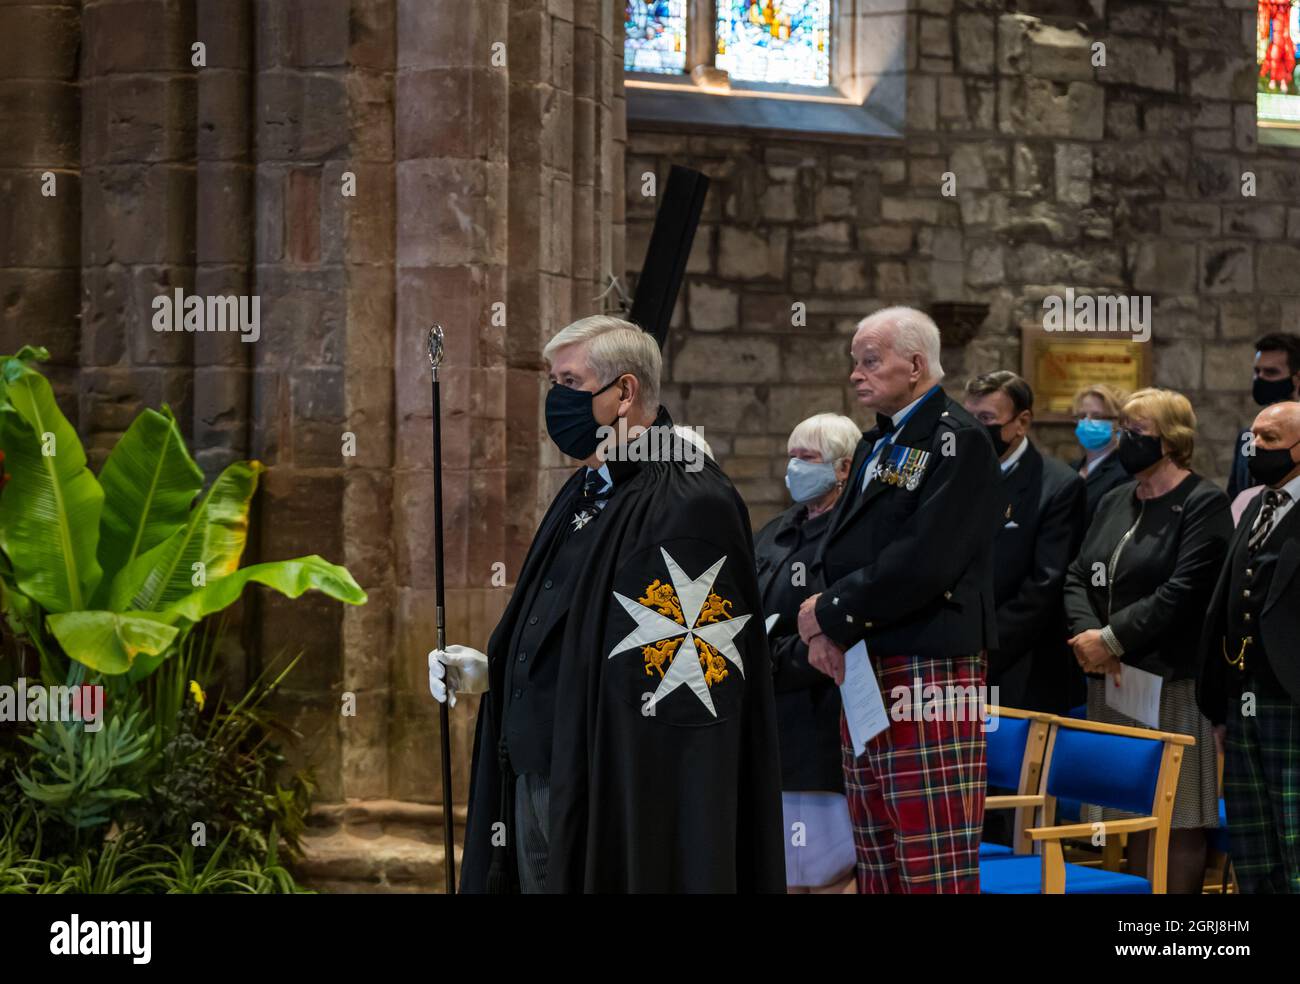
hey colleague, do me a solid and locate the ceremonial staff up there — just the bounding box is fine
[427,324,456,894]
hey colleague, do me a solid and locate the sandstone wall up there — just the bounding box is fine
[629,0,1300,533]
[0,0,624,812]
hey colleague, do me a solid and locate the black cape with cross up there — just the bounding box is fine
[459,414,786,892]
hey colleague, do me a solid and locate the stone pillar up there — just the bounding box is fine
[338,0,398,801]
[181,0,258,701]
[0,1,81,405]
[250,0,400,804]
[193,0,255,477]
[389,0,625,811]
[79,0,197,466]
[390,0,511,806]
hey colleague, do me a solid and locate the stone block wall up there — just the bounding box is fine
[0,0,82,411]
[0,0,624,818]
[629,0,1300,533]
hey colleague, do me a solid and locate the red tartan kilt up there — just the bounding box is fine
[839,651,988,894]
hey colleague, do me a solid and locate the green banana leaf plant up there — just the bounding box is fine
[0,346,366,678]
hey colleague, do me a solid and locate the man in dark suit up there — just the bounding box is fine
[795,306,1001,894]
[963,371,1087,714]
[1227,333,1300,500]
[1198,400,1300,893]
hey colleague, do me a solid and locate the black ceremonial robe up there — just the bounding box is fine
[460,415,786,894]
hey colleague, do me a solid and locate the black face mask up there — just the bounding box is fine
[985,422,1011,459]
[1247,439,1300,487]
[1117,429,1165,475]
[1253,375,1296,407]
[545,377,619,460]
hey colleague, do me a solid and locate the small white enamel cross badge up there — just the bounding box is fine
[571,509,594,532]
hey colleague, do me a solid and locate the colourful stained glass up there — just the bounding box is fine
[625,1,688,75]
[715,0,831,87]
[1258,0,1300,125]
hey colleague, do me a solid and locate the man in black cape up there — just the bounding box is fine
[429,315,784,893]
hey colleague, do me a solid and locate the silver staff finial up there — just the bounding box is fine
[427,324,444,369]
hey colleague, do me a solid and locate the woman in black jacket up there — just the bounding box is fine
[754,412,861,893]
[1064,388,1232,893]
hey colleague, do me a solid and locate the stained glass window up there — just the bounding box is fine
[715,0,831,87]
[1258,0,1300,126]
[625,0,689,75]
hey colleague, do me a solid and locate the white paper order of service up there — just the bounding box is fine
[840,639,891,756]
[1104,663,1162,730]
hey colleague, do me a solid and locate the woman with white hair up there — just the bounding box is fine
[753,411,862,893]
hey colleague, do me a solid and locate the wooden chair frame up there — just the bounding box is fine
[1024,715,1194,895]
[983,705,1053,857]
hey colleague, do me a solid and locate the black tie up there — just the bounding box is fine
[875,413,895,436]
[1248,489,1289,554]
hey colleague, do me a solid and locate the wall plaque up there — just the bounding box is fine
[1020,323,1152,423]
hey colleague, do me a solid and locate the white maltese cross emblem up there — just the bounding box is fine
[607,547,750,717]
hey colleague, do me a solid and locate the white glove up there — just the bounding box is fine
[428,645,489,707]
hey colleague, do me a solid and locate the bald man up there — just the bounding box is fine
[1198,401,1300,893]
[797,307,1001,893]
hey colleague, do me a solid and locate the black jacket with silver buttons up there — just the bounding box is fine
[811,389,1001,659]
[1198,488,1300,723]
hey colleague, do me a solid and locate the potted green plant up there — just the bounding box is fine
[0,346,366,680]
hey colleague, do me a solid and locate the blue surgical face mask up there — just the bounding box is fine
[1075,418,1113,451]
[785,458,838,503]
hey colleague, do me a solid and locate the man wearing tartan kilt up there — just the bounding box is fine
[1198,400,1300,893]
[797,307,1001,893]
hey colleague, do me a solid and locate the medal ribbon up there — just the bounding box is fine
[854,384,942,492]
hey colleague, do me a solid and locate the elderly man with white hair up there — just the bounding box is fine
[430,314,784,894]
[795,305,1001,893]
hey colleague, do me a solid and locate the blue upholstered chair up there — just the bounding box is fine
[1054,704,1087,825]
[980,715,1195,894]
[1207,798,1229,856]
[979,706,1053,860]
